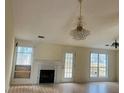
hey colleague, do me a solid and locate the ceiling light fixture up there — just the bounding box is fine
[70,0,90,40]
[105,40,119,48]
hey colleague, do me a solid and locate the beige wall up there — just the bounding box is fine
[5,0,15,92]
[11,40,118,84]
[72,47,117,82]
[35,43,118,82]
[116,50,119,82]
[34,43,63,61]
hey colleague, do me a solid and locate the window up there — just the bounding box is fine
[90,52,108,78]
[14,46,33,78]
[16,47,32,65]
[64,53,73,78]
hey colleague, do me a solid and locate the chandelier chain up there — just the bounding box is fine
[70,0,90,40]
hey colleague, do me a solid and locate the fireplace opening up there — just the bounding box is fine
[39,70,55,83]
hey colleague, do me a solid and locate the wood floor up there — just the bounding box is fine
[9,82,119,93]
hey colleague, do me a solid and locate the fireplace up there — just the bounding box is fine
[39,70,55,83]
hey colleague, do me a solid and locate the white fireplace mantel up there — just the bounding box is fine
[31,59,64,84]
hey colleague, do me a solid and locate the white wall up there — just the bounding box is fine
[5,0,15,92]
[11,40,118,84]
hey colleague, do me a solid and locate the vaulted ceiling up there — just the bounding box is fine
[13,0,119,49]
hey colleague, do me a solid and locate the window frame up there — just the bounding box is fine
[14,46,33,79]
[89,52,108,79]
[64,52,74,79]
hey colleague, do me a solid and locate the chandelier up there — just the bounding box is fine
[70,0,90,40]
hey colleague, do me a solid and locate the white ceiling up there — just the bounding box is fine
[12,0,119,49]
